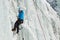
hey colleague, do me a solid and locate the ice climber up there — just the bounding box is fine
[12,9,24,34]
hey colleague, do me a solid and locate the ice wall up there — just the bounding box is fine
[0,0,13,40]
[0,0,60,40]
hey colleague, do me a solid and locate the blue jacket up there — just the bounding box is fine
[18,10,24,20]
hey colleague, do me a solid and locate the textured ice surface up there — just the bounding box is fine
[0,0,60,40]
[47,0,60,19]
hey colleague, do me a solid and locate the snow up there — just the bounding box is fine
[0,0,60,40]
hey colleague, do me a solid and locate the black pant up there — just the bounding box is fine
[14,18,23,33]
